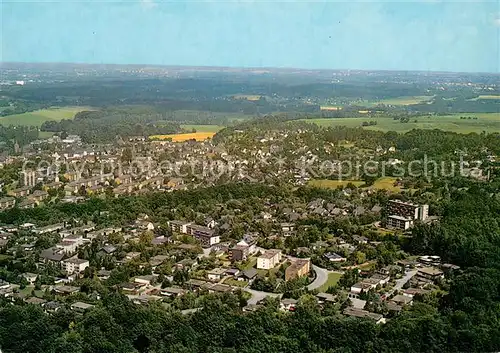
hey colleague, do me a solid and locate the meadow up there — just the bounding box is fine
[149,132,216,142]
[308,179,365,188]
[365,95,434,106]
[477,95,500,100]
[180,124,225,133]
[0,107,92,126]
[309,177,402,192]
[317,272,342,292]
[370,177,402,192]
[299,113,500,134]
[232,95,262,101]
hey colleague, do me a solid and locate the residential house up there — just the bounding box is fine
[391,294,413,306]
[239,268,258,283]
[285,259,311,281]
[343,308,385,324]
[416,267,444,282]
[54,285,80,296]
[0,197,15,210]
[62,257,89,275]
[207,267,226,281]
[29,190,49,203]
[186,224,220,248]
[349,282,376,299]
[257,249,282,270]
[32,223,65,235]
[39,248,65,264]
[387,215,413,230]
[280,298,298,312]
[280,223,295,237]
[324,252,347,262]
[134,275,156,286]
[71,302,95,313]
[229,244,250,262]
[160,287,186,297]
[18,199,36,209]
[56,241,78,254]
[168,220,191,234]
[8,186,31,198]
[22,273,38,285]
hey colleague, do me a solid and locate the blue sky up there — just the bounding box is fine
[1,0,499,72]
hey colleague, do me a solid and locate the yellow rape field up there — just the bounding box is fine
[149,132,216,142]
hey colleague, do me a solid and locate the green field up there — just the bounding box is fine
[363,96,434,107]
[180,124,225,133]
[309,179,365,188]
[477,95,500,100]
[370,177,402,192]
[310,177,402,192]
[0,107,92,127]
[317,272,342,292]
[300,113,500,134]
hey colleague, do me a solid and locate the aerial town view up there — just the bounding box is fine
[0,0,499,352]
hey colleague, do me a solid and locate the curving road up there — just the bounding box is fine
[237,263,342,304]
[244,288,282,305]
[307,265,344,291]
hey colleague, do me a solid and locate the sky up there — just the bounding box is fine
[1,0,499,73]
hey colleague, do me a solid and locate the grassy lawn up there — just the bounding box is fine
[180,124,225,133]
[0,254,12,261]
[38,131,55,139]
[300,113,500,134]
[369,177,402,192]
[358,262,376,271]
[0,106,93,127]
[317,272,342,292]
[243,257,257,270]
[309,179,365,189]
[224,278,248,288]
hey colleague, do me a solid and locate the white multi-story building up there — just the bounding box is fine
[387,215,413,230]
[257,250,282,270]
[62,257,89,275]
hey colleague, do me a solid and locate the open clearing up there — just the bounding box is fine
[317,272,342,292]
[233,94,262,101]
[477,95,500,100]
[300,113,500,134]
[0,106,92,126]
[320,106,343,111]
[180,124,225,133]
[309,179,365,188]
[310,177,403,192]
[149,132,216,142]
[370,177,401,192]
[364,96,434,106]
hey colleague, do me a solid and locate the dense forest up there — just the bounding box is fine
[0,180,499,352]
[1,72,498,120]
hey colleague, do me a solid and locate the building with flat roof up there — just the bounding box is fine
[387,200,428,221]
[387,215,413,230]
[62,257,89,275]
[285,259,310,281]
[257,249,282,270]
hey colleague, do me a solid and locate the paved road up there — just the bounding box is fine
[307,265,344,291]
[384,270,417,298]
[394,270,417,291]
[307,265,329,290]
[244,288,282,305]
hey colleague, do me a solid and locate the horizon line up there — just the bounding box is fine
[1,61,499,76]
